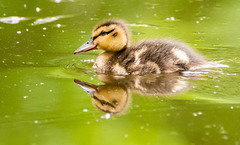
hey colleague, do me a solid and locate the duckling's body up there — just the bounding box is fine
[74,19,207,75]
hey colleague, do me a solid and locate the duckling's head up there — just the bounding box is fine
[74,19,129,54]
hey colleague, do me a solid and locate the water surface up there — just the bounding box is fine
[1,0,240,145]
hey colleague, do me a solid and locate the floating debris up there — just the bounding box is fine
[32,15,73,25]
[36,7,41,12]
[101,113,111,119]
[0,16,29,24]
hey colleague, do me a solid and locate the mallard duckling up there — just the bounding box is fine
[74,19,207,75]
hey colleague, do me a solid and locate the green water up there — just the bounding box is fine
[1,0,240,145]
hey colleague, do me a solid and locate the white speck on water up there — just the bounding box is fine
[222,135,228,140]
[34,120,39,124]
[170,17,175,20]
[172,89,176,93]
[200,18,203,20]
[40,82,44,85]
[140,126,144,129]
[137,32,140,35]
[214,86,219,88]
[23,96,28,99]
[230,106,234,109]
[36,7,41,12]
[92,65,97,69]
[87,121,90,125]
[196,21,199,23]
[2,61,5,63]
[108,13,111,16]
[62,30,64,32]
[4,76,7,78]
[22,61,25,64]
[193,112,198,116]
[17,31,21,34]
[16,41,20,44]
[152,6,155,9]
[29,90,32,92]
[26,29,29,31]
[43,34,45,37]
[80,31,85,33]
[213,92,217,94]
[24,4,27,8]
[124,134,128,138]
[4,115,9,118]
[0,16,29,24]
[101,113,111,119]
[3,13,6,16]
[57,24,61,28]
[166,17,170,20]
[198,112,203,115]
[90,77,94,80]
[154,14,157,16]
[49,90,53,92]
[83,109,88,112]
[43,27,46,30]
[55,0,61,3]
[105,113,111,119]
[14,84,17,86]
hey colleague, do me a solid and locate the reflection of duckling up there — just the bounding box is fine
[74,19,207,75]
[74,73,189,114]
[74,79,129,114]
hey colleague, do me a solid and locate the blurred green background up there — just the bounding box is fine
[1,0,240,145]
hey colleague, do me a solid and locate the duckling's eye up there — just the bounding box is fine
[101,31,107,36]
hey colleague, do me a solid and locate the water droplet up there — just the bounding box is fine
[43,27,46,30]
[36,7,41,12]
[34,120,39,124]
[55,0,61,3]
[83,109,88,112]
[193,112,198,116]
[170,17,175,20]
[17,31,21,34]
[57,24,61,28]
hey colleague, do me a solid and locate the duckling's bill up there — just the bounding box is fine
[74,79,97,96]
[74,39,97,54]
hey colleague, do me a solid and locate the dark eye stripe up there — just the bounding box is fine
[92,29,115,40]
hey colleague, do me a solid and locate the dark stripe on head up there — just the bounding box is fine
[92,29,115,40]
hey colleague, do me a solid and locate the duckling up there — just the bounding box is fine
[74,19,207,75]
